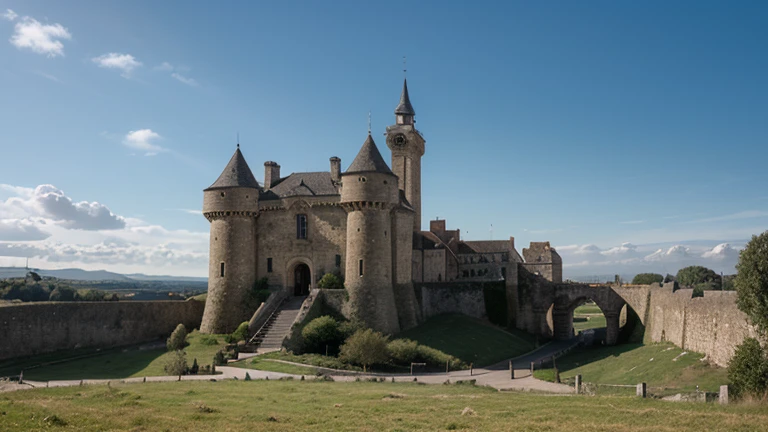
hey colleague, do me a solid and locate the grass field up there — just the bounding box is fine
[397,314,536,367]
[231,356,320,376]
[534,343,728,394]
[2,380,766,431]
[572,303,606,332]
[0,331,228,381]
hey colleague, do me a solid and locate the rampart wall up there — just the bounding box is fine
[0,300,205,361]
[419,283,486,320]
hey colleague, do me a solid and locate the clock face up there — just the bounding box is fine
[394,134,406,147]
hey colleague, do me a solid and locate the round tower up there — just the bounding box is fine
[341,134,401,334]
[200,145,261,334]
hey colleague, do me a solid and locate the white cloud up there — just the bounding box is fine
[3,9,18,21]
[123,129,166,156]
[171,72,199,87]
[0,184,209,276]
[34,71,61,83]
[688,210,768,224]
[155,62,174,71]
[10,16,71,57]
[619,220,645,225]
[92,53,142,78]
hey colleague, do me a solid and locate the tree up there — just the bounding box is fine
[663,274,675,283]
[245,277,270,312]
[339,329,389,372]
[727,337,768,398]
[631,273,664,285]
[231,321,250,342]
[317,273,344,290]
[676,266,721,289]
[301,316,342,354]
[164,350,188,376]
[166,324,188,351]
[735,231,768,335]
[49,286,77,302]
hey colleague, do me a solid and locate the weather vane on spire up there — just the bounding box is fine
[368,111,372,134]
[403,56,407,78]
[236,132,240,148]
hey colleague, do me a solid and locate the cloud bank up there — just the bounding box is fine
[10,16,72,57]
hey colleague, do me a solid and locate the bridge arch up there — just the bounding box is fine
[543,284,628,345]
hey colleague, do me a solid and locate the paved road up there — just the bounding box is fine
[4,340,578,395]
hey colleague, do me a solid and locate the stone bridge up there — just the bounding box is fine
[516,274,653,345]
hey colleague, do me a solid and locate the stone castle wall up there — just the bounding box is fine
[0,300,205,361]
[419,283,486,320]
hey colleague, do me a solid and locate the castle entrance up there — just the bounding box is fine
[293,263,311,296]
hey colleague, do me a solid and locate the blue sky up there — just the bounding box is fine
[0,1,766,277]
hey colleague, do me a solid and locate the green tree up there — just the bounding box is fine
[339,329,389,372]
[302,316,342,354]
[166,324,188,351]
[735,231,768,335]
[631,273,664,285]
[727,337,768,398]
[676,266,721,289]
[164,350,189,376]
[245,277,270,312]
[231,321,250,342]
[48,286,77,302]
[317,273,344,289]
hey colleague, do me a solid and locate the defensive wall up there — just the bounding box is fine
[0,300,205,361]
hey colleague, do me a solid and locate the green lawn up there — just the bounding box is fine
[2,380,766,431]
[572,303,606,332]
[535,343,728,394]
[230,357,320,376]
[397,313,536,367]
[0,331,229,381]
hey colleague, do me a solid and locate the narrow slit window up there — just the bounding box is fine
[335,254,341,268]
[296,214,308,239]
[359,259,364,277]
[220,262,225,278]
[267,258,273,273]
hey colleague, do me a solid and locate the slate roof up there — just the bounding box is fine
[205,147,260,190]
[262,172,340,200]
[458,241,510,254]
[394,79,416,116]
[345,134,394,175]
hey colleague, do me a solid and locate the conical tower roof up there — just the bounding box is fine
[394,78,415,116]
[345,134,394,175]
[206,146,260,190]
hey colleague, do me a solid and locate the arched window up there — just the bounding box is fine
[296,214,308,239]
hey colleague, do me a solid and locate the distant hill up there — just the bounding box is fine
[0,267,206,283]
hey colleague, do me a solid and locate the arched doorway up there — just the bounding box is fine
[293,263,311,296]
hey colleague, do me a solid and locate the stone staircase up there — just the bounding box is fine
[246,296,305,355]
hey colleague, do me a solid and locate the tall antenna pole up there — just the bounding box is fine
[368,111,371,135]
[236,132,240,148]
[403,56,407,78]
[490,224,494,240]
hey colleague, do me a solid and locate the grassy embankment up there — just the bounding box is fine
[534,342,728,394]
[0,331,228,381]
[2,380,767,431]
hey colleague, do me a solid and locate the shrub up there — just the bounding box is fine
[166,324,187,351]
[339,329,389,372]
[387,338,466,370]
[231,321,250,342]
[317,273,344,290]
[213,350,227,366]
[632,273,664,285]
[189,358,199,375]
[245,277,271,311]
[728,337,768,398]
[387,338,420,364]
[302,316,342,354]
[164,350,188,376]
[48,286,77,302]
[338,319,363,340]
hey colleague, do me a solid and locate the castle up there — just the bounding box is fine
[200,79,563,334]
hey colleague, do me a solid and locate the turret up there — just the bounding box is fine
[387,78,425,231]
[341,134,401,334]
[200,145,261,334]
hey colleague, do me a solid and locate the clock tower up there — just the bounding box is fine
[386,78,425,232]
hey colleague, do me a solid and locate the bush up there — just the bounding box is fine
[189,358,199,375]
[338,319,364,340]
[302,316,342,354]
[164,350,188,376]
[231,321,250,342]
[245,277,271,311]
[166,324,187,351]
[728,337,768,398]
[339,329,389,372]
[48,286,77,302]
[632,273,664,285]
[213,350,227,366]
[387,338,466,370]
[317,273,344,290]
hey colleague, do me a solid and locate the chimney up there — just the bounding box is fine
[430,219,446,234]
[264,161,280,190]
[330,157,341,183]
